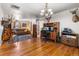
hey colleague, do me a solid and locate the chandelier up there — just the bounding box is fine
[40,3,53,22]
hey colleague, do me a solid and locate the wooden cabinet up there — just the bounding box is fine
[42,22,60,42]
[50,31,56,42]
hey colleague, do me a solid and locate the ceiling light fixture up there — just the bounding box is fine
[40,3,53,22]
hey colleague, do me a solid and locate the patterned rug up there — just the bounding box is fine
[0,34,32,45]
[13,35,32,43]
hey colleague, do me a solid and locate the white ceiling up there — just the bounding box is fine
[0,3,79,19]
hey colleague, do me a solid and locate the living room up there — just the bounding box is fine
[0,2,79,56]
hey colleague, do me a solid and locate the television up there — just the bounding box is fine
[42,27,49,30]
[50,27,54,31]
[42,27,54,31]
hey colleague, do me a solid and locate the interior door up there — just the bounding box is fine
[33,24,37,38]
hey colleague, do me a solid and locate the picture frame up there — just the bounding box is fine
[22,22,27,27]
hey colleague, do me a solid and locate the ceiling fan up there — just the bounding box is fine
[11,5,20,9]
[70,8,79,22]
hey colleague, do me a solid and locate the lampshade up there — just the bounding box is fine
[41,10,45,13]
[48,9,52,12]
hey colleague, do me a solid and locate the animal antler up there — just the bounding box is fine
[70,8,79,22]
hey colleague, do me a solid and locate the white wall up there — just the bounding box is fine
[0,4,3,19]
[52,10,79,35]
[0,4,4,45]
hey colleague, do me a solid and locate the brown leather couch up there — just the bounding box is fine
[13,29,31,35]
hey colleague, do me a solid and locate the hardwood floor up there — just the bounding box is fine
[0,38,79,56]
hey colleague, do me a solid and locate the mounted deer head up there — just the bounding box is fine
[70,8,79,22]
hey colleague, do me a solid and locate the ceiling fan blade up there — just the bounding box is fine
[11,5,20,9]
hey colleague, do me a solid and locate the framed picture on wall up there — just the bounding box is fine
[22,22,27,27]
[21,21,27,29]
[21,21,32,31]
